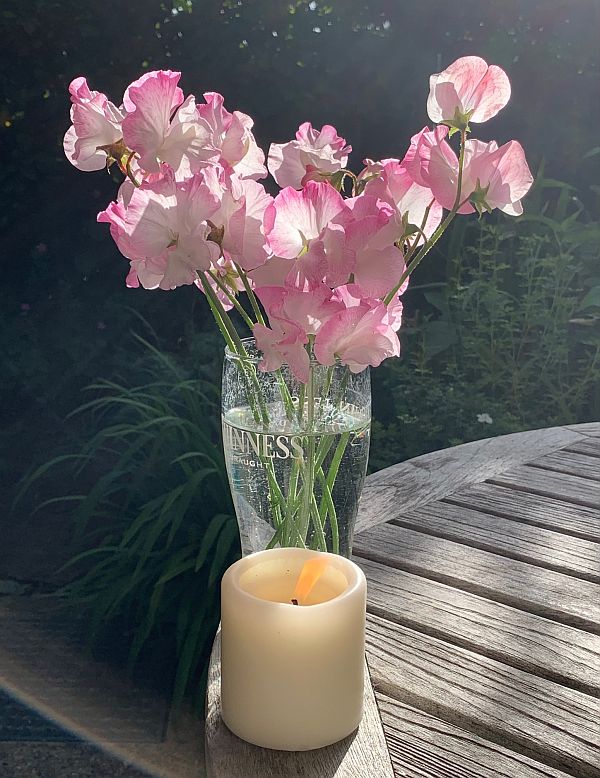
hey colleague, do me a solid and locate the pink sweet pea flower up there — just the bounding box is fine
[427,138,533,216]
[253,320,310,383]
[255,283,343,337]
[248,256,293,288]
[314,289,400,373]
[63,77,124,171]
[427,56,511,125]
[268,123,351,189]
[196,92,267,180]
[264,180,348,260]
[206,169,273,271]
[98,168,221,290]
[403,126,455,190]
[363,160,443,243]
[121,70,216,178]
[327,195,405,298]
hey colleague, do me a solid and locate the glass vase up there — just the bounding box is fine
[221,340,371,557]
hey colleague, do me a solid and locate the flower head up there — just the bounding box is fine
[427,56,511,126]
[268,123,351,189]
[197,92,267,180]
[98,168,221,290]
[314,289,400,373]
[63,77,124,171]
[121,70,215,179]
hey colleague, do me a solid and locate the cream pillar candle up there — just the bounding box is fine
[220,548,366,751]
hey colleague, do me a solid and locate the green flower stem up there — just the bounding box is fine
[384,129,468,306]
[297,363,316,542]
[310,493,327,551]
[206,270,255,331]
[233,261,265,326]
[201,279,270,426]
[316,469,339,553]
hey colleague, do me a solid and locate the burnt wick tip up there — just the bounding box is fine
[291,598,299,606]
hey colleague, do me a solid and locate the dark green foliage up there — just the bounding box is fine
[18,335,238,709]
[371,175,600,470]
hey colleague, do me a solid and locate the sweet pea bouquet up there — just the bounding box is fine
[64,56,533,554]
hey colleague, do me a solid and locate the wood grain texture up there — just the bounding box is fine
[366,614,600,777]
[355,426,597,534]
[444,483,600,541]
[389,501,600,582]
[354,522,600,630]
[489,465,600,509]
[565,438,600,459]
[565,423,600,437]
[377,693,574,778]
[359,557,600,695]
[529,449,600,482]
[205,631,394,778]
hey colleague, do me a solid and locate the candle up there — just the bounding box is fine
[220,548,366,751]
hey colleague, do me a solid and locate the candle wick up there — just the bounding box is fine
[291,598,299,606]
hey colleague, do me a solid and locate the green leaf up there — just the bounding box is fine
[208,521,239,588]
[194,513,232,571]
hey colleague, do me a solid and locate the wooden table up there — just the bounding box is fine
[206,423,600,777]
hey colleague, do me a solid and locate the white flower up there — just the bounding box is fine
[477,413,493,424]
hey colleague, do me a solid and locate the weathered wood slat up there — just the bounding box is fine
[366,614,600,777]
[444,483,600,541]
[565,438,600,459]
[359,557,600,695]
[562,438,600,457]
[356,426,597,534]
[565,423,600,437]
[205,631,394,778]
[354,523,600,630]
[389,501,600,583]
[529,450,600,482]
[377,693,573,778]
[489,465,600,509]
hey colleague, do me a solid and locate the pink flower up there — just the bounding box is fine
[206,169,273,271]
[268,123,351,189]
[255,283,342,337]
[427,138,534,216]
[248,256,293,288]
[314,289,400,373]
[63,77,124,171]
[121,70,216,178]
[403,126,455,190]
[98,168,221,290]
[327,195,406,298]
[363,160,443,243]
[264,181,347,259]
[253,320,310,383]
[196,92,267,180]
[427,56,511,125]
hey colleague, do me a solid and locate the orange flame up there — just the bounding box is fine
[292,557,329,605]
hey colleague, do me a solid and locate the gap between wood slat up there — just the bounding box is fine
[485,476,600,510]
[377,692,575,778]
[366,613,600,778]
[353,547,600,636]
[366,600,600,699]
[563,445,600,461]
[386,518,600,586]
[442,491,600,544]
[527,462,600,484]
